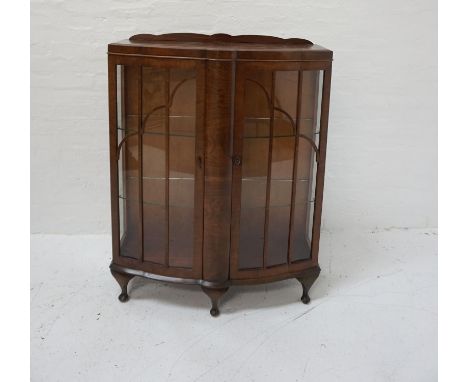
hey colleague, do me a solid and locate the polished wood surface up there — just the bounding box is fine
[108,33,332,62]
[108,34,333,315]
[130,33,313,45]
[202,57,235,283]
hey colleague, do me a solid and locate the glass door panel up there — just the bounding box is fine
[237,68,323,271]
[116,64,197,269]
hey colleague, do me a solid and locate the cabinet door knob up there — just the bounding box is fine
[233,155,242,166]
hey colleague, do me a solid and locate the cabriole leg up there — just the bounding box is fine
[111,270,135,303]
[296,266,321,304]
[201,286,229,317]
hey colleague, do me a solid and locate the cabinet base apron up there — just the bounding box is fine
[110,263,321,316]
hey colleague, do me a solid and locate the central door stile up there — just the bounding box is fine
[202,57,234,283]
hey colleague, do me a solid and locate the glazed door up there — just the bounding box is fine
[109,58,204,279]
[230,62,330,280]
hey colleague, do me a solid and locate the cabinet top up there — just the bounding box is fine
[108,33,333,62]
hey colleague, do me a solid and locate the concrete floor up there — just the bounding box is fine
[31,229,437,382]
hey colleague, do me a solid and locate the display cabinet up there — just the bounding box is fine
[108,33,332,316]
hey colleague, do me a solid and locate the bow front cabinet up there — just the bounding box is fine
[108,34,333,316]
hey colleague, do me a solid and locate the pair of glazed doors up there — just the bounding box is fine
[109,57,330,282]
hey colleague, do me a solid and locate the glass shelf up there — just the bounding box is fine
[125,114,315,122]
[118,116,319,140]
[118,195,193,208]
[238,200,315,209]
[117,128,318,140]
[119,194,313,209]
[243,134,319,139]
[243,115,319,139]
[126,114,196,119]
[117,127,195,138]
[127,176,194,181]
[242,177,310,182]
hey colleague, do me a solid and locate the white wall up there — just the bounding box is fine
[31,0,437,234]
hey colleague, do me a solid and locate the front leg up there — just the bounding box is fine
[201,286,229,317]
[111,270,135,302]
[296,266,321,304]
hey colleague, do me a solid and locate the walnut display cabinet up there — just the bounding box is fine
[108,33,332,316]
